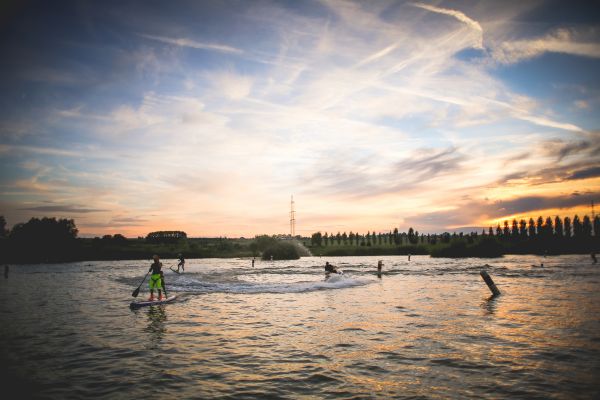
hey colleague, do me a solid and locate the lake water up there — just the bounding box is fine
[1,255,599,399]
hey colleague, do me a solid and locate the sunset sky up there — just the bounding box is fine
[1,0,599,237]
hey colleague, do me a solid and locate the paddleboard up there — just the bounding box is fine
[130,295,177,309]
[169,267,181,274]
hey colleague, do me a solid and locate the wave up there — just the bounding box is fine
[163,273,373,294]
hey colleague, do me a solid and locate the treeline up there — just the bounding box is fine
[310,214,600,257]
[0,216,305,263]
[0,216,79,263]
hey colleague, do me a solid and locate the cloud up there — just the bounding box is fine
[567,166,600,180]
[411,2,483,48]
[492,28,600,64]
[297,147,466,198]
[355,43,398,67]
[208,70,253,100]
[19,205,108,213]
[0,144,81,157]
[406,191,600,231]
[139,33,243,54]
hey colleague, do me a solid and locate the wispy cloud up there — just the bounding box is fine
[139,33,243,54]
[492,28,600,64]
[411,2,483,48]
[20,204,108,213]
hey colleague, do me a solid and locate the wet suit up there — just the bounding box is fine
[177,255,185,272]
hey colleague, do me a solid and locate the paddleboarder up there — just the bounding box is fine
[148,254,165,301]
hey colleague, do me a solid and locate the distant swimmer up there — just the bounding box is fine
[592,253,598,264]
[176,253,185,273]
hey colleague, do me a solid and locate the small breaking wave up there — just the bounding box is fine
[165,272,373,294]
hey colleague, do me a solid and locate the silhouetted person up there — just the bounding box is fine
[377,260,383,272]
[252,257,255,267]
[176,253,185,273]
[325,261,338,274]
[408,253,411,261]
[592,253,598,264]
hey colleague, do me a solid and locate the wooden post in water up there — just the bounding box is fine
[480,270,500,296]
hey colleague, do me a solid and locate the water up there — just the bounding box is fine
[1,255,599,399]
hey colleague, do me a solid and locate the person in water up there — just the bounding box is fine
[377,260,383,272]
[148,254,165,301]
[325,261,338,274]
[592,252,598,264]
[177,253,185,273]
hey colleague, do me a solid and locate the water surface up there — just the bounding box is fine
[1,255,599,399]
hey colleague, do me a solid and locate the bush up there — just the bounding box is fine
[261,242,300,260]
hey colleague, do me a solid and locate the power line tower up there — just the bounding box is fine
[290,195,296,237]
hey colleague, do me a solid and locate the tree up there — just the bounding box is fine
[408,227,417,244]
[572,215,582,237]
[544,217,554,238]
[393,228,399,245]
[511,219,519,237]
[311,232,322,247]
[323,232,329,246]
[488,226,493,236]
[519,219,527,238]
[253,235,278,251]
[536,216,544,237]
[9,217,78,262]
[554,216,563,237]
[582,215,592,237]
[349,231,355,245]
[503,221,510,237]
[496,224,502,237]
[0,216,7,238]
[528,218,536,238]
[336,232,342,245]
[564,217,572,238]
[342,232,348,244]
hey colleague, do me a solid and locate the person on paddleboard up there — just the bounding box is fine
[177,253,185,273]
[148,254,165,301]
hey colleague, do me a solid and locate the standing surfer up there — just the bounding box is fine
[177,253,185,273]
[148,254,165,301]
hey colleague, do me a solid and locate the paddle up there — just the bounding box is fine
[132,270,150,297]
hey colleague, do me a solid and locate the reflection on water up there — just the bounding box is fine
[143,306,167,349]
[481,294,499,315]
[0,255,599,399]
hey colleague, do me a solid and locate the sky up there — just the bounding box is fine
[0,0,599,238]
